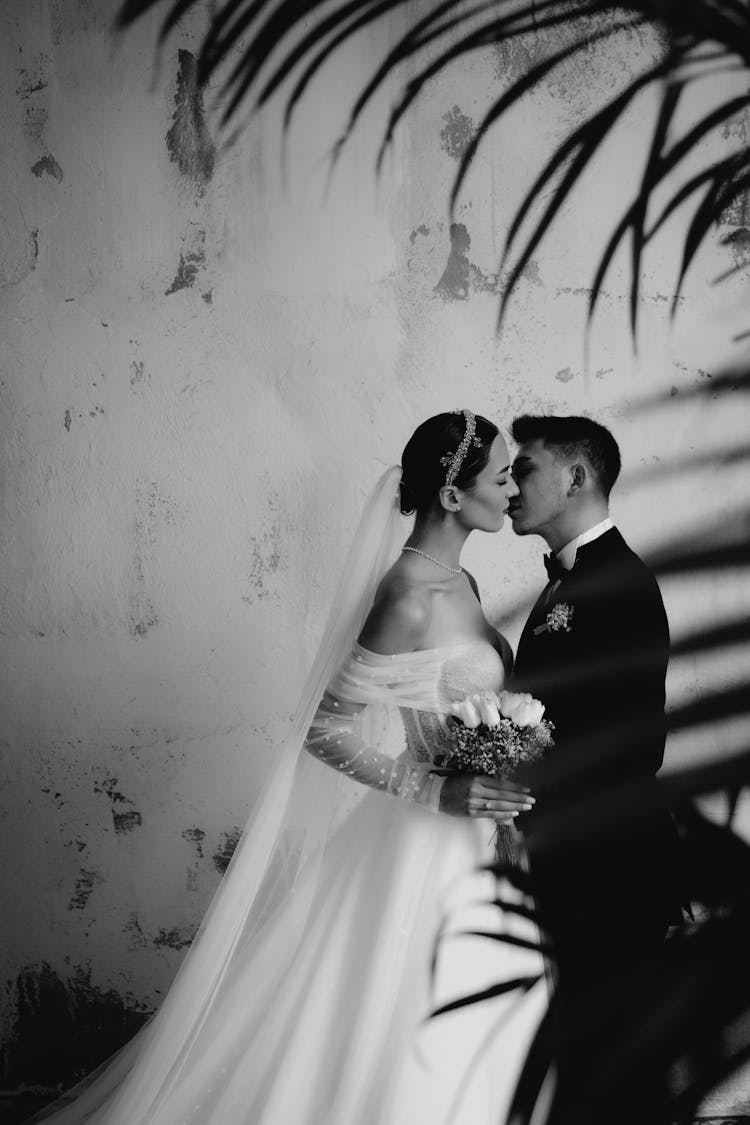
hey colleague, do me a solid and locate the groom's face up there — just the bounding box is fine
[508,439,569,539]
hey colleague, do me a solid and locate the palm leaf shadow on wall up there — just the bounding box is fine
[118,0,750,335]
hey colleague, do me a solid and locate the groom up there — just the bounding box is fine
[509,414,684,1120]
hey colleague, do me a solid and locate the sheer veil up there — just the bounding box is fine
[34,466,406,1125]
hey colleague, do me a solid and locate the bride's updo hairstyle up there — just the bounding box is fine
[399,411,499,516]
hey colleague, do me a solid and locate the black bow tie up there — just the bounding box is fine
[543,552,567,583]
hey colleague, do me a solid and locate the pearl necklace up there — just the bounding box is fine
[402,546,462,575]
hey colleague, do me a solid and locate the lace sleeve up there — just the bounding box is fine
[305,689,445,813]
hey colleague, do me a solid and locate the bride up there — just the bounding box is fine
[32,410,549,1125]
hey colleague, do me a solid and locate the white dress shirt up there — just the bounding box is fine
[556,516,614,571]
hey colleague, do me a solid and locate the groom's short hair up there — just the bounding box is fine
[511,414,622,498]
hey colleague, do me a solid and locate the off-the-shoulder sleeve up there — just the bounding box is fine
[304,644,448,812]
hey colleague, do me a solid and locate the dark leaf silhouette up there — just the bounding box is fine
[118,0,750,332]
[431,974,542,1019]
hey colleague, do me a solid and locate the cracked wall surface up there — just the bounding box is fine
[0,0,749,1110]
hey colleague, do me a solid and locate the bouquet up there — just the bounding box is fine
[435,690,554,780]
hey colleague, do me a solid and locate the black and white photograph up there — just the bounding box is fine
[2,2,750,1123]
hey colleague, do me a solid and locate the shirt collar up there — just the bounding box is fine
[556,516,614,571]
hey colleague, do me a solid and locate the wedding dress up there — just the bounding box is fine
[31,470,548,1125]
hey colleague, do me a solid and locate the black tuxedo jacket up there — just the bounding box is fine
[513,528,684,938]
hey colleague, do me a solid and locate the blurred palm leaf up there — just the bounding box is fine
[118,0,750,332]
[434,747,750,1124]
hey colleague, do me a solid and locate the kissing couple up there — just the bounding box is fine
[33,410,685,1125]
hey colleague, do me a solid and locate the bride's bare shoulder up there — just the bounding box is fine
[357,566,432,656]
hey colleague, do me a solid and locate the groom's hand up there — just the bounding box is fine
[439,774,535,823]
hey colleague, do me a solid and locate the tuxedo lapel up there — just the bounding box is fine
[523,583,555,630]
[566,526,627,576]
[513,523,685,937]
[514,529,628,706]
[516,552,582,668]
[516,583,555,667]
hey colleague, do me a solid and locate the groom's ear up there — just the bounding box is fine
[438,485,462,512]
[567,462,586,495]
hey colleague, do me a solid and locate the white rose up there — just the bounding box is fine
[497,691,528,720]
[476,693,501,728]
[497,691,545,728]
[451,698,482,728]
[514,698,546,728]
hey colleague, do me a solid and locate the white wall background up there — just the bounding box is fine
[1,0,749,1107]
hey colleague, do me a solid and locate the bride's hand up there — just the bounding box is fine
[438,774,535,823]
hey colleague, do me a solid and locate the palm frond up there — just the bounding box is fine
[497,38,668,328]
[277,0,431,132]
[117,0,750,333]
[629,81,683,337]
[371,5,610,174]
[670,166,750,311]
[431,974,542,1019]
[448,8,640,214]
[460,763,750,1125]
[448,930,552,955]
[586,88,750,323]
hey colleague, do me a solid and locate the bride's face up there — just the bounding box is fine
[455,434,519,533]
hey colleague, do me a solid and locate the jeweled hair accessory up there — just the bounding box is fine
[440,409,483,487]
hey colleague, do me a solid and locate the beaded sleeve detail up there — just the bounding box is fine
[304,640,507,813]
[306,690,444,810]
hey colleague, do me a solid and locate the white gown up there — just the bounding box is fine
[33,639,548,1125]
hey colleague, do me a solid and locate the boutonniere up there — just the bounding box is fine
[533,602,574,636]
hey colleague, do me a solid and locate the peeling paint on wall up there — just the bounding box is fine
[94,775,143,835]
[31,154,64,182]
[132,614,158,639]
[166,246,205,294]
[492,17,660,122]
[722,225,750,267]
[4,964,151,1090]
[434,222,474,300]
[166,50,216,193]
[131,478,183,637]
[721,190,750,228]
[16,69,48,98]
[440,105,475,160]
[129,359,149,388]
[153,926,197,951]
[112,809,142,833]
[721,104,750,146]
[124,915,149,950]
[182,827,205,857]
[17,58,49,142]
[244,523,282,602]
[0,219,38,288]
[555,366,576,383]
[434,223,500,300]
[68,869,102,911]
[165,227,206,295]
[212,828,242,875]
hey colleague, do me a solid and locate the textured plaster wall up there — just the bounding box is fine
[1,0,749,1108]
